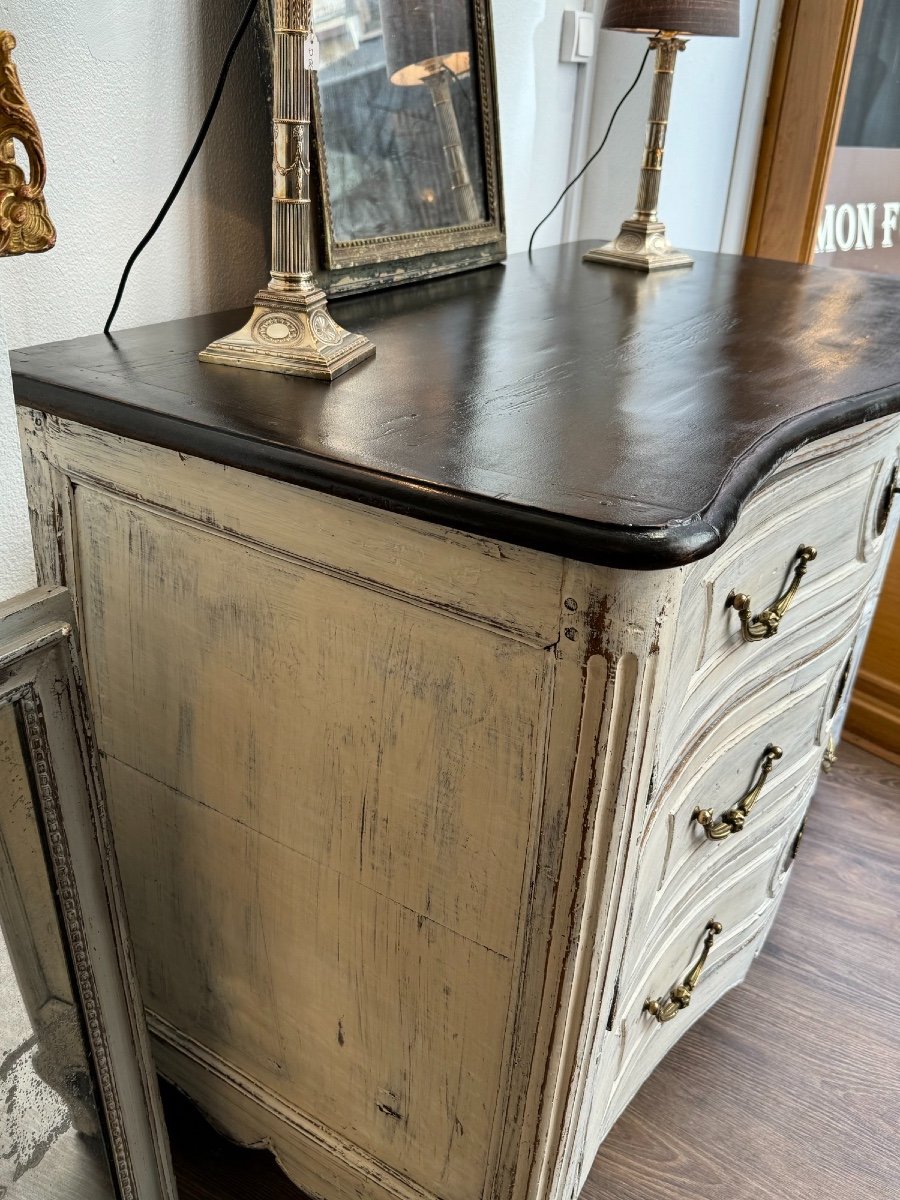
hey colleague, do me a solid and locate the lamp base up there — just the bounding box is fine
[583,219,693,273]
[199,287,375,381]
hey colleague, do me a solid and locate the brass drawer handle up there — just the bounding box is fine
[822,735,838,774]
[693,744,783,840]
[728,545,817,642]
[876,466,899,536]
[644,920,723,1024]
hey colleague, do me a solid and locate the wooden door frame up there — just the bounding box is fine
[743,0,864,264]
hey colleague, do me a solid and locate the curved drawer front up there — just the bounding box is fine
[638,626,853,938]
[661,417,900,762]
[599,817,803,1138]
[584,420,900,1161]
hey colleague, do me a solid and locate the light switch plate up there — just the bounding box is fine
[560,9,595,64]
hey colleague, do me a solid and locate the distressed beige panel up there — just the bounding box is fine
[39,415,562,646]
[74,484,549,959]
[106,759,512,1200]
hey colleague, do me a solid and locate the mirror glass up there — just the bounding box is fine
[315,0,488,241]
[0,703,115,1198]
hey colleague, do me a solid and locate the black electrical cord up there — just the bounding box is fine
[104,0,261,336]
[527,41,654,260]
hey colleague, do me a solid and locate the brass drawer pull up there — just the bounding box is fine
[822,735,838,774]
[693,744,783,840]
[644,920,723,1024]
[728,545,817,641]
[876,466,899,535]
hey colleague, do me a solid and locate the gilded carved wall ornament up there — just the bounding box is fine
[0,30,56,257]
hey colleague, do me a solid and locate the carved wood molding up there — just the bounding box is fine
[16,684,138,1199]
[0,30,56,256]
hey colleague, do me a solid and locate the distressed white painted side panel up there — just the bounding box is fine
[73,484,550,960]
[107,758,513,1200]
[18,414,562,1200]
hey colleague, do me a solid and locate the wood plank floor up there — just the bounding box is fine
[167,744,900,1200]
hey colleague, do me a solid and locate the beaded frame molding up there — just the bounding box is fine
[0,588,177,1199]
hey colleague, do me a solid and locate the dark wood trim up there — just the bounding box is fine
[744,0,864,264]
[12,368,900,572]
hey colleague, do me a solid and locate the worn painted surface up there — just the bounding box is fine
[17,411,900,1200]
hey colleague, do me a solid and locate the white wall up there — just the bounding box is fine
[0,299,35,600]
[1,1,272,350]
[0,0,272,602]
[494,1,582,253]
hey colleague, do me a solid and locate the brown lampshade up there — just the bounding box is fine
[601,0,740,36]
[380,0,471,86]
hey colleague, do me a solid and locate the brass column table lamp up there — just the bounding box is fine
[202,0,374,380]
[584,0,739,272]
[379,0,481,225]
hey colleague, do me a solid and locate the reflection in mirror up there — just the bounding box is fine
[315,0,488,241]
[0,704,114,1198]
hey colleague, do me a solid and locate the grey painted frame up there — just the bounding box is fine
[0,586,178,1200]
[310,0,506,296]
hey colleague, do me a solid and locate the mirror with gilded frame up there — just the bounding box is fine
[0,588,178,1199]
[279,0,505,295]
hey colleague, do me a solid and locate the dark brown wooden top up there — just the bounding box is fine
[11,242,900,570]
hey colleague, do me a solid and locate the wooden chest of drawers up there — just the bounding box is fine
[12,245,900,1200]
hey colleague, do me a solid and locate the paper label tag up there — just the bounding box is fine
[304,33,320,71]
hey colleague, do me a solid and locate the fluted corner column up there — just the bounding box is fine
[583,33,693,273]
[269,0,315,290]
[200,0,375,380]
